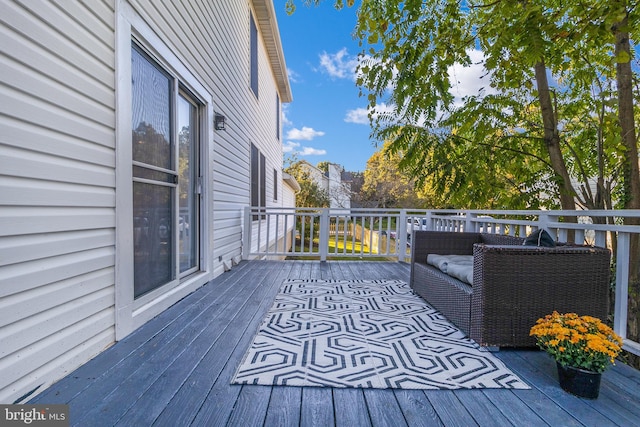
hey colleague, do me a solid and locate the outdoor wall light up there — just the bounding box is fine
[214,113,226,130]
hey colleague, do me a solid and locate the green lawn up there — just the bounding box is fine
[287,235,394,261]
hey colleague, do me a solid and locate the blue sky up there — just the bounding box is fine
[274,3,488,173]
[275,4,640,175]
[275,3,376,172]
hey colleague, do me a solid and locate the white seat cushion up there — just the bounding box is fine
[426,254,473,285]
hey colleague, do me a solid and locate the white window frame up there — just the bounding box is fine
[115,2,213,339]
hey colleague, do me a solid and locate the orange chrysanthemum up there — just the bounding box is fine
[530,311,622,373]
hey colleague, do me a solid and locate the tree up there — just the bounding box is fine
[288,0,640,365]
[352,0,638,208]
[316,161,330,174]
[362,141,444,208]
[284,158,330,208]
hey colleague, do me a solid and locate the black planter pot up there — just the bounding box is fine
[556,362,602,399]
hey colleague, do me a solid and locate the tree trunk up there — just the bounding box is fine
[613,6,640,369]
[534,61,577,211]
[533,60,578,242]
[614,15,640,212]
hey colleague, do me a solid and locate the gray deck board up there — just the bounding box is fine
[424,390,479,426]
[31,260,640,426]
[301,387,335,427]
[86,262,284,426]
[364,388,408,427]
[393,390,442,427]
[333,388,371,427]
[264,384,302,426]
[455,391,512,427]
[494,356,599,426]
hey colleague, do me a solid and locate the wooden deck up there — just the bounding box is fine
[32,261,640,426]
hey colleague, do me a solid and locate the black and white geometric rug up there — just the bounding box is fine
[232,279,529,390]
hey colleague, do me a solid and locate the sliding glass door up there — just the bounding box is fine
[131,44,200,299]
[177,93,199,275]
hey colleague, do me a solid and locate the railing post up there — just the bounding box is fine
[614,232,630,343]
[242,206,251,260]
[538,212,560,239]
[319,208,329,261]
[465,210,474,233]
[398,210,408,262]
[537,212,548,231]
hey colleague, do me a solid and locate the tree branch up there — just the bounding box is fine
[451,133,554,168]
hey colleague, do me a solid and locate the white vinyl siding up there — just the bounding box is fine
[283,180,297,208]
[124,0,286,270]
[0,0,289,404]
[0,0,117,403]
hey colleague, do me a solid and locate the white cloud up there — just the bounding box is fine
[345,103,396,125]
[300,147,327,156]
[344,108,369,124]
[448,49,496,106]
[282,141,300,153]
[319,48,359,80]
[283,140,326,156]
[287,67,301,84]
[281,104,292,127]
[286,126,325,141]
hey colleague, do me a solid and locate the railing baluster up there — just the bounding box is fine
[614,232,630,345]
[301,213,306,254]
[265,211,271,256]
[242,207,639,355]
[319,209,328,261]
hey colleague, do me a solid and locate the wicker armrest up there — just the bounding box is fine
[470,244,611,347]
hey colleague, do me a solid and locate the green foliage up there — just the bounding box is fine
[316,161,330,174]
[362,141,445,208]
[284,160,330,208]
[351,0,638,210]
[285,0,638,211]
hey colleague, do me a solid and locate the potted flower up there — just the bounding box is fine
[530,311,623,399]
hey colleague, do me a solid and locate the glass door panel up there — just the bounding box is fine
[131,44,176,298]
[133,182,174,297]
[177,93,199,274]
[131,46,173,170]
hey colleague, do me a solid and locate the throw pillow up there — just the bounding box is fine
[523,229,556,247]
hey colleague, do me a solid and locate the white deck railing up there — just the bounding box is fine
[242,207,640,356]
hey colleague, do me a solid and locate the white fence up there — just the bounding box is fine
[243,207,640,356]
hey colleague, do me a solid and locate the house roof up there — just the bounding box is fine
[282,172,301,192]
[253,0,293,103]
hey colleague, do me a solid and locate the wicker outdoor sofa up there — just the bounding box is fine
[409,230,611,348]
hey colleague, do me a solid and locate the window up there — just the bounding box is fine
[260,152,266,207]
[250,143,267,219]
[251,143,259,209]
[276,93,280,140]
[273,168,278,201]
[250,12,258,98]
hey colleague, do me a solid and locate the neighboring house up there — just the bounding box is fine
[301,161,352,209]
[282,172,301,210]
[0,0,292,403]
